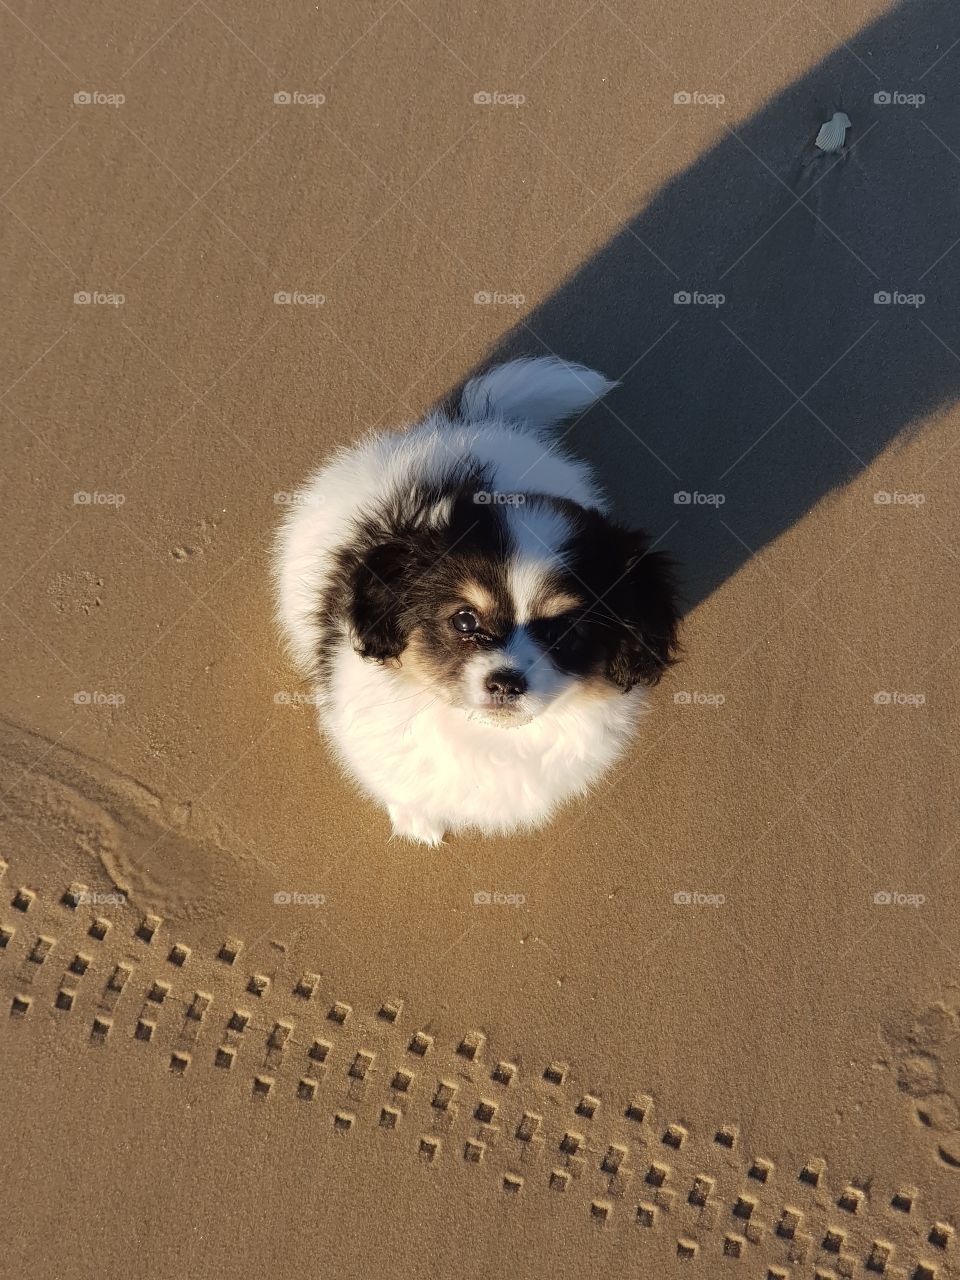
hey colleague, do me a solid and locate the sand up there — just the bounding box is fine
[1,0,959,1275]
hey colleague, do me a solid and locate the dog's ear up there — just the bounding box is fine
[349,539,417,662]
[606,535,681,691]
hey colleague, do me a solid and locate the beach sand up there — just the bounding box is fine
[1,0,959,1274]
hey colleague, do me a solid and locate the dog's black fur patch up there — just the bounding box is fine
[558,506,681,689]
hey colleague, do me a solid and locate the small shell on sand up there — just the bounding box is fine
[815,111,851,153]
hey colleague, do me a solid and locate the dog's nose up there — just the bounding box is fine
[486,668,527,699]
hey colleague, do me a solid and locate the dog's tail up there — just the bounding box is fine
[458,356,617,430]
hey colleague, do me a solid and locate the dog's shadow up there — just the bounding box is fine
[445,0,959,611]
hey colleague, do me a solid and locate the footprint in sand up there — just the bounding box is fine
[0,716,276,925]
[170,513,223,562]
[881,989,960,1170]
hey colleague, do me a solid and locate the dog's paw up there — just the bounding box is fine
[388,805,446,847]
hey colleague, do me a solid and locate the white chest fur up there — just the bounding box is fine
[320,640,646,843]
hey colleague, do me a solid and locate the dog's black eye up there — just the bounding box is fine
[451,608,480,635]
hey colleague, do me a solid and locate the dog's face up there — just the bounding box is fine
[343,486,680,726]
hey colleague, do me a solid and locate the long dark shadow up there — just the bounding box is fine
[447,0,959,610]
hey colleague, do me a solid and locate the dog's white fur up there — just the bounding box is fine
[274,357,651,846]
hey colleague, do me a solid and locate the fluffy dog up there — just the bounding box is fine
[274,357,680,845]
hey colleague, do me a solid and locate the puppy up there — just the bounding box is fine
[274,357,680,845]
